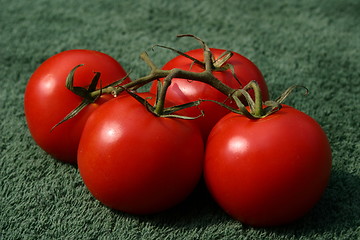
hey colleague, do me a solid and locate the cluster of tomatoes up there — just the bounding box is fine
[24,40,332,227]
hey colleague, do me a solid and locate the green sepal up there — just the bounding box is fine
[177,34,211,52]
[122,88,156,114]
[50,99,92,132]
[275,85,309,103]
[65,64,90,99]
[161,100,204,120]
[152,44,205,68]
[125,89,204,120]
[51,65,105,131]
[213,50,232,68]
[201,99,256,119]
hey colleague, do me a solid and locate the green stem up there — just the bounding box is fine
[153,69,178,115]
[244,81,263,117]
[140,51,158,71]
[203,50,214,71]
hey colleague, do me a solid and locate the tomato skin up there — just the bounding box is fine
[24,49,130,164]
[150,48,269,139]
[204,105,332,227]
[77,92,204,214]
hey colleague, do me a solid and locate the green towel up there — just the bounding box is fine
[1,0,359,239]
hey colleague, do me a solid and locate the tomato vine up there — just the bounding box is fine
[56,34,305,128]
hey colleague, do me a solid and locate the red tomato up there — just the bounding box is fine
[204,105,332,227]
[24,49,130,164]
[77,92,204,214]
[150,48,269,139]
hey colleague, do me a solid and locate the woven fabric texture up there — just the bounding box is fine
[1,0,359,239]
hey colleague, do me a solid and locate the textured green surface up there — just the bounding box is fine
[1,0,359,239]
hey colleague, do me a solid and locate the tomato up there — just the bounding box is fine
[204,105,332,227]
[150,48,269,139]
[24,49,130,164]
[77,92,204,214]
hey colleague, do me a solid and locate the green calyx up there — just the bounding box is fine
[123,84,203,120]
[205,81,309,119]
[51,65,129,131]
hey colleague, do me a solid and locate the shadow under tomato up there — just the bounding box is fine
[110,169,360,237]
[111,178,229,228]
[267,168,360,237]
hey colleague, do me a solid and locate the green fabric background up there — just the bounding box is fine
[1,0,359,239]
